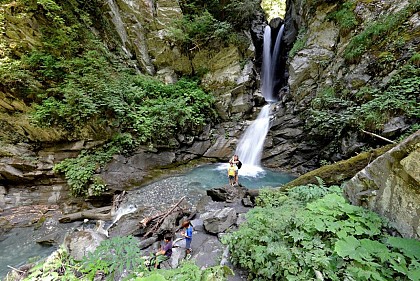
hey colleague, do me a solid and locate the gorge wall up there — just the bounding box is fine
[0,0,419,212]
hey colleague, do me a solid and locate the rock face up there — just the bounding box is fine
[260,0,420,174]
[343,131,420,239]
[102,0,258,122]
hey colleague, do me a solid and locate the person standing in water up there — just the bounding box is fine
[228,161,237,186]
[230,154,242,185]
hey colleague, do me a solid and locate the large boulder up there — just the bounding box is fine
[63,229,107,261]
[200,207,237,234]
[343,131,420,239]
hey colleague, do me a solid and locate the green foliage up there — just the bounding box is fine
[53,133,135,196]
[289,28,307,58]
[22,241,230,281]
[168,11,235,52]
[169,0,258,53]
[224,183,420,281]
[306,62,420,138]
[177,0,260,29]
[327,0,358,35]
[1,0,217,145]
[409,52,420,67]
[29,50,216,143]
[344,1,420,63]
[224,0,261,29]
[131,261,232,281]
[25,246,81,280]
[81,236,145,280]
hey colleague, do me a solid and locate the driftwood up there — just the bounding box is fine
[361,129,396,144]
[59,206,112,223]
[143,196,186,238]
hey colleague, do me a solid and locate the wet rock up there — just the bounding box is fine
[382,117,410,138]
[242,196,253,207]
[191,232,224,268]
[138,236,157,250]
[101,149,176,190]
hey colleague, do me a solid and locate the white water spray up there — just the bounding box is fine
[235,104,271,169]
[106,204,137,231]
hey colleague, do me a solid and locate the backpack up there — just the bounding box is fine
[237,161,242,169]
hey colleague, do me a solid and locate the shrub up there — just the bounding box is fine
[223,183,420,281]
[306,62,420,138]
[168,11,234,51]
[22,237,231,281]
[80,236,145,280]
[327,0,358,35]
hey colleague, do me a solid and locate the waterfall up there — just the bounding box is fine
[232,24,284,175]
[261,24,285,102]
[235,104,271,167]
[261,26,273,102]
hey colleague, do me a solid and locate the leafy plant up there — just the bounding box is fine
[168,11,234,52]
[81,236,144,280]
[21,240,231,281]
[306,61,419,138]
[25,246,81,280]
[130,261,233,281]
[223,183,420,280]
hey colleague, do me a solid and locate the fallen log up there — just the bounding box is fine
[59,206,112,223]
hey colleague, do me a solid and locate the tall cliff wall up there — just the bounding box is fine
[262,0,419,174]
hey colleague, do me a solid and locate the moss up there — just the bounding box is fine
[283,144,396,189]
[33,215,46,230]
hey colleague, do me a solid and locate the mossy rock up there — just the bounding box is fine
[283,144,396,189]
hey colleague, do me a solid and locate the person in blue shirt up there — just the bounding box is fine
[181,220,193,258]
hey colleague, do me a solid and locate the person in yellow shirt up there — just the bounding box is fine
[227,161,238,186]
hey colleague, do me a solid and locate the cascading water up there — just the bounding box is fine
[106,0,132,58]
[261,24,285,102]
[234,104,271,176]
[233,24,285,175]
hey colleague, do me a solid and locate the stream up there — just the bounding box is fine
[0,163,295,279]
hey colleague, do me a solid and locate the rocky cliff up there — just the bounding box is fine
[262,0,420,174]
[344,130,420,239]
[0,0,419,210]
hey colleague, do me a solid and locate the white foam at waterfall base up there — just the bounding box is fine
[216,162,265,178]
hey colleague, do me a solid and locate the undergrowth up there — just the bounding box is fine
[223,182,420,281]
[306,60,420,138]
[20,235,231,281]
